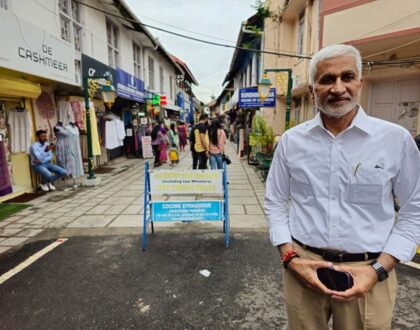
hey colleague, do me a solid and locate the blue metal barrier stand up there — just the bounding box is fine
[142,162,149,251]
[223,162,230,248]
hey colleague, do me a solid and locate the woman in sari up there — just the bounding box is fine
[159,126,169,163]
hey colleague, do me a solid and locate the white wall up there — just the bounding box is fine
[144,48,177,105]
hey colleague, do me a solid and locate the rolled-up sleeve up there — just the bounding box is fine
[264,135,291,247]
[383,133,420,262]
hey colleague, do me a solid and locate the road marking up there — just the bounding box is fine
[403,261,420,270]
[0,238,68,285]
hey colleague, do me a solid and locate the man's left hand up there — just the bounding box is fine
[330,264,377,301]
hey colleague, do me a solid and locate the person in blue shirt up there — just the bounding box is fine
[30,130,67,192]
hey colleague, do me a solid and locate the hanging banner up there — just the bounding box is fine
[0,9,76,85]
[115,68,145,102]
[239,87,276,108]
[151,201,223,222]
[141,136,153,159]
[150,170,224,195]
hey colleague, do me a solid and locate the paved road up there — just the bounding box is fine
[0,231,419,329]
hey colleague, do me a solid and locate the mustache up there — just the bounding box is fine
[327,95,352,102]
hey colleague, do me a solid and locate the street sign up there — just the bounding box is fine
[115,68,144,102]
[149,170,224,195]
[239,87,276,108]
[151,201,223,222]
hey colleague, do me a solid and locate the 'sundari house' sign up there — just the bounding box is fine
[0,9,76,85]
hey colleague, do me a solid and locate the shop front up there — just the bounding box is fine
[0,9,76,201]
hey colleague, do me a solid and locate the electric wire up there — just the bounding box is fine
[74,0,312,60]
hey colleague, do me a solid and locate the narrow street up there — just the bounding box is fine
[0,143,419,329]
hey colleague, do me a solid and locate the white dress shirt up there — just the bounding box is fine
[265,107,420,262]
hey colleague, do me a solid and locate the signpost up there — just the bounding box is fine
[142,164,230,250]
[239,87,276,108]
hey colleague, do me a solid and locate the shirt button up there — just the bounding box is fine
[331,195,336,200]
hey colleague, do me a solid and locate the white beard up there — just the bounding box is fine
[315,95,358,118]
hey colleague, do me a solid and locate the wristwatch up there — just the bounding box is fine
[369,260,389,282]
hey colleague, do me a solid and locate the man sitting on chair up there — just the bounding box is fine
[30,130,67,192]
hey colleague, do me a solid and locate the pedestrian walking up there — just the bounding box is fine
[265,44,420,330]
[177,121,187,152]
[168,123,179,150]
[159,126,169,164]
[194,113,210,169]
[208,119,226,170]
[151,122,164,167]
[189,123,198,169]
[30,130,67,191]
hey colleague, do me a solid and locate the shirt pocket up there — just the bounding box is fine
[346,167,385,205]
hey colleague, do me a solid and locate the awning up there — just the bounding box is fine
[164,104,182,112]
[0,76,41,99]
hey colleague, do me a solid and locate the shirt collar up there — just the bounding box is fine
[304,105,373,135]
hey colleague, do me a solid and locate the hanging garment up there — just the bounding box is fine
[7,109,32,153]
[0,140,13,196]
[57,99,75,126]
[85,102,101,156]
[66,124,84,179]
[116,120,126,146]
[70,101,85,130]
[105,120,120,150]
[54,125,73,176]
[33,86,58,142]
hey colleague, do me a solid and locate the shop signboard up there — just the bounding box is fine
[0,9,76,85]
[81,54,116,89]
[239,87,276,108]
[115,68,145,102]
[150,170,224,195]
[141,136,154,159]
[151,201,223,222]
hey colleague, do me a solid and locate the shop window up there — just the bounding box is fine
[148,56,155,90]
[59,0,83,52]
[106,19,119,68]
[159,66,164,94]
[133,42,142,79]
[0,0,9,10]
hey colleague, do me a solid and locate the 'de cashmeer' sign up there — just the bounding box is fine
[0,9,76,85]
[150,170,224,195]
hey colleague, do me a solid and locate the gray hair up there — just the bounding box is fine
[309,44,362,84]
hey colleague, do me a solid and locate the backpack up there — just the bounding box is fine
[189,125,196,144]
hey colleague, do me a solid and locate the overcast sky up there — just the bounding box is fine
[126,0,257,103]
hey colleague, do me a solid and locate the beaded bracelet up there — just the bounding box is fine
[281,251,300,269]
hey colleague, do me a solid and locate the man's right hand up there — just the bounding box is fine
[279,243,333,295]
[287,258,334,295]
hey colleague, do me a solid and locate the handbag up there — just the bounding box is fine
[222,154,231,165]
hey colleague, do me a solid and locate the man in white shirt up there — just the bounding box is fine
[265,44,420,329]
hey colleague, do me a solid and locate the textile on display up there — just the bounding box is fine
[57,99,75,126]
[105,115,126,150]
[66,124,84,179]
[0,140,12,196]
[81,101,101,156]
[7,109,32,153]
[33,86,57,142]
[54,124,72,174]
[70,100,85,131]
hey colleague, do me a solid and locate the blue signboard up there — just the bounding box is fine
[151,201,223,222]
[116,68,145,102]
[239,87,276,108]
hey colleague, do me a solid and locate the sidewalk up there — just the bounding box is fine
[0,142,267,255]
